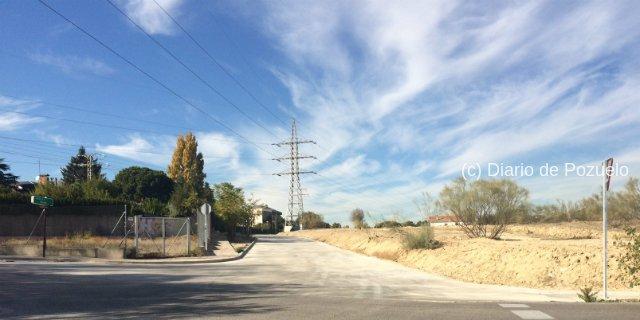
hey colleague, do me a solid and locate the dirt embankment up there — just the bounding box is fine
[285,222,639,291]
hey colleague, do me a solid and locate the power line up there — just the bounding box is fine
[0,135,273,161]
[152,0,289,128]
[103,0,280,140]
[37,0,276,158]
[0,95,272,145]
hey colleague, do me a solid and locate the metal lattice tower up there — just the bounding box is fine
[273,119,316,230]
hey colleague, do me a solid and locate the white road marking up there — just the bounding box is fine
[511,310,554,319]
[499,303,530,308]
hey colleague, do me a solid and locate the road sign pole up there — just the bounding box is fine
[186,218,191,256]
[162,217,166,257]
[42,208,47,258]
[134,215,139,253]
[602,160,608,300]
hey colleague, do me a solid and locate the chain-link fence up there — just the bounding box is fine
[132,216,195,258]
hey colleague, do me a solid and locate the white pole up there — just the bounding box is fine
[602,160,608,300]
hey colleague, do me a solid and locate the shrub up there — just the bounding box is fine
[402,226,441,250]
[402,220,416,227]
[439,178,529,239]
[577,287,599,302]
[299,211,327,229]
[374,220,402,228]
[617,227,640,287]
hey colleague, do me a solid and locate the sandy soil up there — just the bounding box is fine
[284,222,640,291]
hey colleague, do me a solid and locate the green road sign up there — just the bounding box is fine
[31,195,53,207]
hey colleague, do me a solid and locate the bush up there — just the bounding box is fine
[375,220,402,228]
[402,220,416,227]
[439,178,529,239]
[402,226,441,250]
[0,188,29,204]
[299,211,327,229]
[577,287,599,302]
[617,227,640,287]
[132,198,169,216]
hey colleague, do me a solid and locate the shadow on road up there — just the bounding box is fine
[0,263,298,319]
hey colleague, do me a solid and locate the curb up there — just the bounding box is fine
[0,239,258,265]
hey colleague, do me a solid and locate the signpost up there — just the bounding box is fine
[602,158,614,300]
[31,195,53,207]
[30,196,53,257]
[199,204,212,252]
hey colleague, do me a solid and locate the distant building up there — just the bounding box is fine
[37,174,50,185]
[252,205,283,225]
[427,215,459,227]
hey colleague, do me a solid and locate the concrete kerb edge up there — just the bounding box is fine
[0,238,259,265]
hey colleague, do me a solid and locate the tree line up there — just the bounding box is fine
[0,133,254,236]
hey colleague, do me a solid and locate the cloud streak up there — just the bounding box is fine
[244,0,640,223]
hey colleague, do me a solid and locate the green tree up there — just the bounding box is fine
[61,147,103,183]
[213,182,249,239]
[299,211,327,229]
[439,177,529,239]
[331,222,342,229]
[168,178,200,217]
[0,158,18,187]
[114,167,174,202]
[618,227,640,287]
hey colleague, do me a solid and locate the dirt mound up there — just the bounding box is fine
[285,223,640,291]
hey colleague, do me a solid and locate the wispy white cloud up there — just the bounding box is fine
[121,0,184,35]
[29,53,115,76]
[0,95,42,131]
[96,134,173,167]
[244,0,640,223]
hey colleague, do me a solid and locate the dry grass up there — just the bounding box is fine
[284,222,640,291]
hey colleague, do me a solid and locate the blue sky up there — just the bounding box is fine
[1,0,640,224]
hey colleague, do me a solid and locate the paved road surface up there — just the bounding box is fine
[1,235,639,319]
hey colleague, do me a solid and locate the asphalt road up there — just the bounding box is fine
[1,235,639,319]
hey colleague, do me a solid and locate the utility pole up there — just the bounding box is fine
[79,153,101,181]
[273,119,316,231]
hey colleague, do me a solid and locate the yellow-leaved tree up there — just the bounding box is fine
[167,132,207,216]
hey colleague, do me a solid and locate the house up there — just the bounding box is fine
[427,215,459,227]
[252,205,283,225]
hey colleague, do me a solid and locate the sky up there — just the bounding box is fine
[1,0,640,224]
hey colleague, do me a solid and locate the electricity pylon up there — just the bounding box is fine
[273,119,316,230]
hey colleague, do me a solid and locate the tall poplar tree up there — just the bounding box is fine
[167,133,206,216]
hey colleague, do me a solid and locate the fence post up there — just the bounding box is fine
[123,204,127,254]
[162,217,166,257]
[134,215,139,254]
[186,218,191,256]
